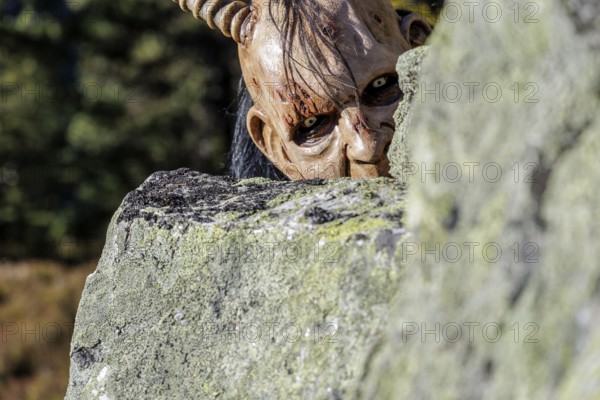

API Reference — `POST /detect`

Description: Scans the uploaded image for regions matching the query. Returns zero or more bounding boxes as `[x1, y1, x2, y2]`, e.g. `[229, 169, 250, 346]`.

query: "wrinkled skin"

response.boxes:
[239, 0, 431, 179]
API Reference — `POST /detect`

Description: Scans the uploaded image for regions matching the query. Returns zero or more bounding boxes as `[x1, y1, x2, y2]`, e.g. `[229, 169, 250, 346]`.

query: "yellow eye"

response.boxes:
[372, 77, 389, 89]
[295, 114, 334, 146]
[302, 116, 319, 129]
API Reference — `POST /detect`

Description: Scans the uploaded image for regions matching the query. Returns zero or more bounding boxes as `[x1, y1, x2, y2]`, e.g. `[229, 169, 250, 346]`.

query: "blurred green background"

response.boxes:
[1, 0, 240, 264]
[0, 0, 239, 398]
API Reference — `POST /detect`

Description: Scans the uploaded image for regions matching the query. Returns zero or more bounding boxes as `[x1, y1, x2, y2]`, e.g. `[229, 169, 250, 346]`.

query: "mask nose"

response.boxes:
[341, 107, 394, 176]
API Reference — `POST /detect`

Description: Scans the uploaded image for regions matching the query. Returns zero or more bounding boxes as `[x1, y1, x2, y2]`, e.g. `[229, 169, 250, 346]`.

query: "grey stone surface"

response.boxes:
[389, 45, 430, 181]
[363, 0, 600, 398]
[66, 170, 406, 399]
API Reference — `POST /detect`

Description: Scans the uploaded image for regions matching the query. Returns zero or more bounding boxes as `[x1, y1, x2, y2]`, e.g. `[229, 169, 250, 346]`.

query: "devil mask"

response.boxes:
[174, 0, 432, 179]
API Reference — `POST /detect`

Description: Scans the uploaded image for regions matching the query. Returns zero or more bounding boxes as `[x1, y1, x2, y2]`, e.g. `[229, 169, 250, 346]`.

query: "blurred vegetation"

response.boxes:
[0, 0, 240, 262]
[0, 261, 95, 400]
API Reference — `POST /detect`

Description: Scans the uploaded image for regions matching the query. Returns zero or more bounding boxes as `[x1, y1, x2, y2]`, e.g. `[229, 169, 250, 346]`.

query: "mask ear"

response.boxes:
[247, 106, 301, 179]
[246, 106, 272, 158]
[400, 13, 433, 48]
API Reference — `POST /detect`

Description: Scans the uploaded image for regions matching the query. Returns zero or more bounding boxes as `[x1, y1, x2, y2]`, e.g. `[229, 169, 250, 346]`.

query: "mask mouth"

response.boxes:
[350, 154, 392, 177]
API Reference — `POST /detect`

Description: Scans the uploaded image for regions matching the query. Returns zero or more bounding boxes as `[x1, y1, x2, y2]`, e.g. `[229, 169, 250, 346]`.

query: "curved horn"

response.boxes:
[174, 0, 252, 43]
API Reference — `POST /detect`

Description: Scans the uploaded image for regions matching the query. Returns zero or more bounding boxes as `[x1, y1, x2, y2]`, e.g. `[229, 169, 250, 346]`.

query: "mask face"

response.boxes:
[239, 0, 431, 179]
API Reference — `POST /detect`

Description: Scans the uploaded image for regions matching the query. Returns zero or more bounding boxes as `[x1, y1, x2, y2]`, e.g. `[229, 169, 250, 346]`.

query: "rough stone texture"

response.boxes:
[361, 0, 600, 399]
[389, 45, 430, 181]
[66, 170, 406, 399]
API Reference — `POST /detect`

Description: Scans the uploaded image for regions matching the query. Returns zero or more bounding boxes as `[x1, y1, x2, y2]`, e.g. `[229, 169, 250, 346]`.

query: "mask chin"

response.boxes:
[400, 13, 433, 48]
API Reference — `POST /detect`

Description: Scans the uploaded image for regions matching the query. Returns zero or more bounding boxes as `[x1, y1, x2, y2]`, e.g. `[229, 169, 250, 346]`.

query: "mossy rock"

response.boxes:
[363, 0, 600, 398]
[66, 170, 406, 399]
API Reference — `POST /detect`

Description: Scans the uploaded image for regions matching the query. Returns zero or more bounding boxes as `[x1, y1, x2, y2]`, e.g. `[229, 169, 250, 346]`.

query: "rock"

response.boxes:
[389, 45, 430, 181]
[363, 0, 600, 399]
[65, 170, 406, 399]
[67, 0, 600, 398]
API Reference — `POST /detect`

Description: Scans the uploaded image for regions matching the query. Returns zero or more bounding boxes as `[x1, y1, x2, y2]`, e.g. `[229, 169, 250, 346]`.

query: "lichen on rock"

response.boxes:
[66, 170, 407, 399]
[66, 0, 600, 398]
[362, 0, 600, 399]
[389, 45, 430, 181]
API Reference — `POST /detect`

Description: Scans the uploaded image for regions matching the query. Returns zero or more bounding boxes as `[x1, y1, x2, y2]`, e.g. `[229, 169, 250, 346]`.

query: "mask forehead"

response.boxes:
[326, 0, 407, 88]
[240, 0, 406, 117]
[321, 0, 404, 48]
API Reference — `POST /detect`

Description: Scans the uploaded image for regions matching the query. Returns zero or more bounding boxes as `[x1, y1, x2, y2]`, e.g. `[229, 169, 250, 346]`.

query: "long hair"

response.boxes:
[226, 1, 357, 179]
[225, 78, 287, 180]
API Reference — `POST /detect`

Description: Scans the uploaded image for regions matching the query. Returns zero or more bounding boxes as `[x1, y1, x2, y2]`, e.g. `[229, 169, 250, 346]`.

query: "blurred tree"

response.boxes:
[0, 0, 240, 262]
